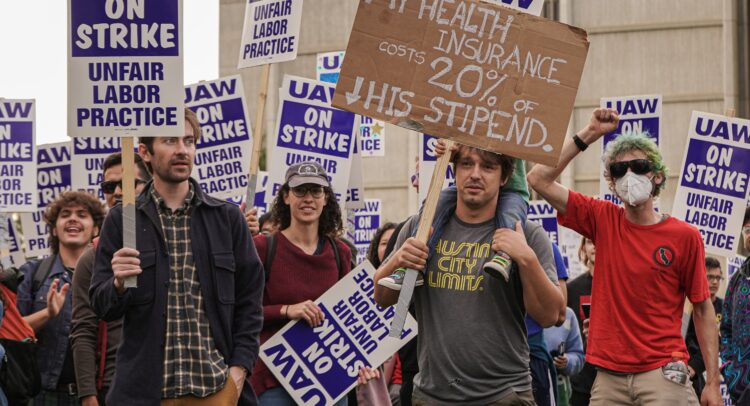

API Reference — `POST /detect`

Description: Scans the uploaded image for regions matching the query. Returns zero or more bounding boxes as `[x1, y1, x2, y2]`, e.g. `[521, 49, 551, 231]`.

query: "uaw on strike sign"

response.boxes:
[261, 262, 417, 406]
[68, 0, 184, 138]
[333, 0, 588, 165]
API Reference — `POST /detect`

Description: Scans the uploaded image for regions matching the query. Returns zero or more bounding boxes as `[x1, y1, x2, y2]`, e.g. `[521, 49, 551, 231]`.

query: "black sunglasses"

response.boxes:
[291, 185, 325, 198]
[609, 159, 653, 179]
[100, 179, 146, 194]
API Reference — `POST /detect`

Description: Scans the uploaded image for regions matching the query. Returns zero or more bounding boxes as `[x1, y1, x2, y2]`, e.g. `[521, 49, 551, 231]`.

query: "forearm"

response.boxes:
[373, 259, 401, 308]
[72, 337, 99, 398]
[24, 308, 51, 332]
[518, 254, 564, 327]
[693, 300, 720, 385]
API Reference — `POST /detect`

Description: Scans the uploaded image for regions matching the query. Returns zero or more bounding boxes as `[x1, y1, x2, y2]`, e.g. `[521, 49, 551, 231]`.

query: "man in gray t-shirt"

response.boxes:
[375, 146, 564, 405]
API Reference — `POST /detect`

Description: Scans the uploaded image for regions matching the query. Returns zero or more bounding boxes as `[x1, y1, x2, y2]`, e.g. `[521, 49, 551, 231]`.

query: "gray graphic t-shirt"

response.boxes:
[392, 216, 557, 405]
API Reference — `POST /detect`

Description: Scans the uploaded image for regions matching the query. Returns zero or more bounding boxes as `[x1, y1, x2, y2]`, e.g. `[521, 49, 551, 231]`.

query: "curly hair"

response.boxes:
[45, 191, 106, 254]
[269, 184, 343, 238]
[366, 222, 397, 268]
[602, 132, 667, 197]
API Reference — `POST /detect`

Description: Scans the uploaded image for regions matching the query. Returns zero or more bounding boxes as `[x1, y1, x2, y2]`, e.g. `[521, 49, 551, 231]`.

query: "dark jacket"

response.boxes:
[90, 179, 264, 405]
[16, 254, 73, 390]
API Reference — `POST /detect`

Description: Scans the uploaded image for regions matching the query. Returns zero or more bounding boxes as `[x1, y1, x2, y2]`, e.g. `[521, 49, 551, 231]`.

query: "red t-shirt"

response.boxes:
[558, 191, 709, 373]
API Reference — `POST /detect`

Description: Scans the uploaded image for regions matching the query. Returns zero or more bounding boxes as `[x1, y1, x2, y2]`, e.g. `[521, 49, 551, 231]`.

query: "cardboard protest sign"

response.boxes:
[68, 0, 184, 138]
[599, 95, 662, 205]
[260, 261, 417, 406]
[418, 134, 455, 203]
[266, 75, 359, 204]
[346, 199, 382, 264]
[186, 76, 253, 200]
[238, 0, 303, 68]
[673, 111, 750, 258]
[333, 0, 589, 166]
[558, 225, 585, 279]
[482, 0, 546, 16]
[0, 99, 37, 212]
[20, 142, 73, 258]
[0, 215, 26, 267]
[71, 137, 123, 201]
[527, 200, 558, 244]
[728, 255, 746, 279]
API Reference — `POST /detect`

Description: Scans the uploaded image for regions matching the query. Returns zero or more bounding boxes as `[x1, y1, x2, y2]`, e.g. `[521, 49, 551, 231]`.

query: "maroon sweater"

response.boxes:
[250, 232, 351, 396]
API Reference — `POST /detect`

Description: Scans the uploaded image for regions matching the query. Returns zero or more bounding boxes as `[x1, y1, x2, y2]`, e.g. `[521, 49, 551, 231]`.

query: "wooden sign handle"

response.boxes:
[245, 64, 272, 211]
[390, 139, 455, 337]
[121, 137, 137, 288]
[725, 109, 736, 118]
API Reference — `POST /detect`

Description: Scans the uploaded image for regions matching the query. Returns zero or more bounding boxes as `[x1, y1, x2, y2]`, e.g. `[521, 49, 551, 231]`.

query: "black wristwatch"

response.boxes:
[572, 134, 588, 151]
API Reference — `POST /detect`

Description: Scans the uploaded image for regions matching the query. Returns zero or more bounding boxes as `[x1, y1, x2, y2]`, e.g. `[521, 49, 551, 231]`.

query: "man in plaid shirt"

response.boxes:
[90, 109, 264, 405]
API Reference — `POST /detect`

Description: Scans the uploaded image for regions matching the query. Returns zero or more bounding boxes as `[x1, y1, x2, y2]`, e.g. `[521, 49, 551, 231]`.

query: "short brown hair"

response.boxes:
[45, 191, 106, 254]
[139, 108, 201, 172]
[450, 145, 515, 185]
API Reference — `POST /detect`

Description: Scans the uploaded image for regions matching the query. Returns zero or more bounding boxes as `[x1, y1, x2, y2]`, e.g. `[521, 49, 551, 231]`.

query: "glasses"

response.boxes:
[609, 159, 653, 179]
[100, 179, 146, 194]
[291, 185, 324, 198]
[707, 275, 724, 282]
[743, 227, 750, 236]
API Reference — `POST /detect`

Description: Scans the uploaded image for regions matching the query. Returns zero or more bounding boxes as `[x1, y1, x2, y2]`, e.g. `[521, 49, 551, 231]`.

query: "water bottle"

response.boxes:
[484, 251, 512, 282]
[662, 352, 689, 386]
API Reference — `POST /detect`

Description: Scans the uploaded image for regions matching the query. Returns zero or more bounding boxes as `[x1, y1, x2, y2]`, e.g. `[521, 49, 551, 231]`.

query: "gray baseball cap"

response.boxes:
[285, 161, 331, 188]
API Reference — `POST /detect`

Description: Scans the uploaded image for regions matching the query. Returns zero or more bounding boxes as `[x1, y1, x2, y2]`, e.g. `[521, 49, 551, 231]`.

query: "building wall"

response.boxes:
[220, 0, 741, 226]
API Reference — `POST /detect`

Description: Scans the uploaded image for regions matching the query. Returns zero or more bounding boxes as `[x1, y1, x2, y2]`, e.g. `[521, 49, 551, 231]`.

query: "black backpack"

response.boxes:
[262, 233, 342, 281]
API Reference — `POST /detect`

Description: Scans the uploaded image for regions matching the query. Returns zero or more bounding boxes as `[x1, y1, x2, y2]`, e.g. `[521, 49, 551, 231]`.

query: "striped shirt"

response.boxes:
[152, 186, 227, 398]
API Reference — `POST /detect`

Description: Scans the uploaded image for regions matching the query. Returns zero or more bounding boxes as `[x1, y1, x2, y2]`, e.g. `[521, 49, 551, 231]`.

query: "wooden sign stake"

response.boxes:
[245, 64, 272, 210]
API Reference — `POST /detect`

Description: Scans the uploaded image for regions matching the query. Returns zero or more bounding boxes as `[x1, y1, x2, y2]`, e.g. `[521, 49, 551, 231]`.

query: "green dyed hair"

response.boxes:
[602, 132, 668, 197]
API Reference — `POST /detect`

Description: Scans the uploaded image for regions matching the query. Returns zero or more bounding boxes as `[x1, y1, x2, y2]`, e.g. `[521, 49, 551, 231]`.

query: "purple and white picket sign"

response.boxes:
[727, 255, 745, 279]
[0, 99, 37, 213]
[266, 75, 359, 205]
[226, 170, 270, 216]
[316, 51, 345, 85]
[186, 75, 254, 200]
[672, 111, 750, 258]
[260, 261, 417, 406]
[71, 137, 125, 202]
[346, 199, 381, 264]
[20, 142, 73, 258]
[418, 134, 455, 203]
[0, 214, 26, 268]
[481, 0, 546, 16]
[68, 0, 184, 138]
[599, 95, 662, 205]
[527, 200, 558, 244]
[238, 0, 303, 69]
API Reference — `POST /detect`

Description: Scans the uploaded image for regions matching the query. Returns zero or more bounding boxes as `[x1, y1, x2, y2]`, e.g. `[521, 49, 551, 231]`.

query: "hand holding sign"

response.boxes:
[391, 237, 429, 273]
[286, 300, 325, 327]
[111, 247, 142, 294]
[239, 203, 260, 235]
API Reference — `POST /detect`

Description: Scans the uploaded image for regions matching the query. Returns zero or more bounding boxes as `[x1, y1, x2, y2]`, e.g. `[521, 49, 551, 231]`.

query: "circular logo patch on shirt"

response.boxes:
[653, 246, 675, 267]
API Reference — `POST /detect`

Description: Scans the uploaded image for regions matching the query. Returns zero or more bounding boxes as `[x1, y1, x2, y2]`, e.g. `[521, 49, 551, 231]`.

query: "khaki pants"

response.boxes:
[160, 380, 239, 406]
[590, 368, 699, 406]
[413, 390, 535, 406]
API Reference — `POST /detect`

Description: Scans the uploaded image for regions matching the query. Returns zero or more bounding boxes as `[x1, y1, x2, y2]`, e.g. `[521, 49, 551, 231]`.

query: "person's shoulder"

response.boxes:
[334, 237, 353, 257]
[522, 220, 547, 244]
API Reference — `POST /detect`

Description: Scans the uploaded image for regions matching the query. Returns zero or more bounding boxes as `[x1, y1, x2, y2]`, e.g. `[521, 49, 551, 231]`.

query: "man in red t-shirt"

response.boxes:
[528, 108, 721, 406]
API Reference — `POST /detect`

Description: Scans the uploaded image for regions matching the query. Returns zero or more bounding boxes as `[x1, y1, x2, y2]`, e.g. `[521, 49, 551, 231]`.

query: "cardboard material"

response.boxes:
[333, 0, 588, 165]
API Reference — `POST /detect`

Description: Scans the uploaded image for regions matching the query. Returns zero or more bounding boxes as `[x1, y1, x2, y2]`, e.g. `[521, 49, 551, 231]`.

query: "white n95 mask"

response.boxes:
[615, 172, 653, 206]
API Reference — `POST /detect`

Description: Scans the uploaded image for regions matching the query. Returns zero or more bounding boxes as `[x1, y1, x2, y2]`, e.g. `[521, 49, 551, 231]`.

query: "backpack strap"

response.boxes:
[263, 233, 278, 281]
[32, 255, 57, 296]
[327, 236, 342, 275]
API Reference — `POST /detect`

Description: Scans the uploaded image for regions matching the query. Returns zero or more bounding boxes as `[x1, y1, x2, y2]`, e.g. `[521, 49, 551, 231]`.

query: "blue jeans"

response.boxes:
[259, 387, 347, 406]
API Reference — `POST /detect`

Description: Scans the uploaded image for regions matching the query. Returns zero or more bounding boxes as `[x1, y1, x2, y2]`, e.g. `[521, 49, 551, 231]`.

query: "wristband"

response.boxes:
[573, 134, 588, 151]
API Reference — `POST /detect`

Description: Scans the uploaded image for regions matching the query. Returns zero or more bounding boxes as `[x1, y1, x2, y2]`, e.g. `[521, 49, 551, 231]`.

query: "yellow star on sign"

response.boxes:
[371, 122, 384, 136]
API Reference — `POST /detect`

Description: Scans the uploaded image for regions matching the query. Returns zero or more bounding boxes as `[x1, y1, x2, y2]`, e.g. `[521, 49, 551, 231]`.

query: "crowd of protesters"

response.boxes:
[0, 106, 747, 406]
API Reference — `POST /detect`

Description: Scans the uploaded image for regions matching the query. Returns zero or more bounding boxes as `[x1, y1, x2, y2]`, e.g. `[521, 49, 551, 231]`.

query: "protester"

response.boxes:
[528, 108, 721, 405]
[258, 212, 279, 235]
[70, 152, 151, 406]
[250, 161, 379, 405]
[16, 191, 105, 405]
[0, 290, 7, 406]
[528, 243, 569, 406]
[720, 206, 750, 404]
[685, 257, 724, 400]
[375, 144, 564, 405]
[544, 307, 585, 406]
[90, 108, 264, 405]
[566, 236, 597, 406]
